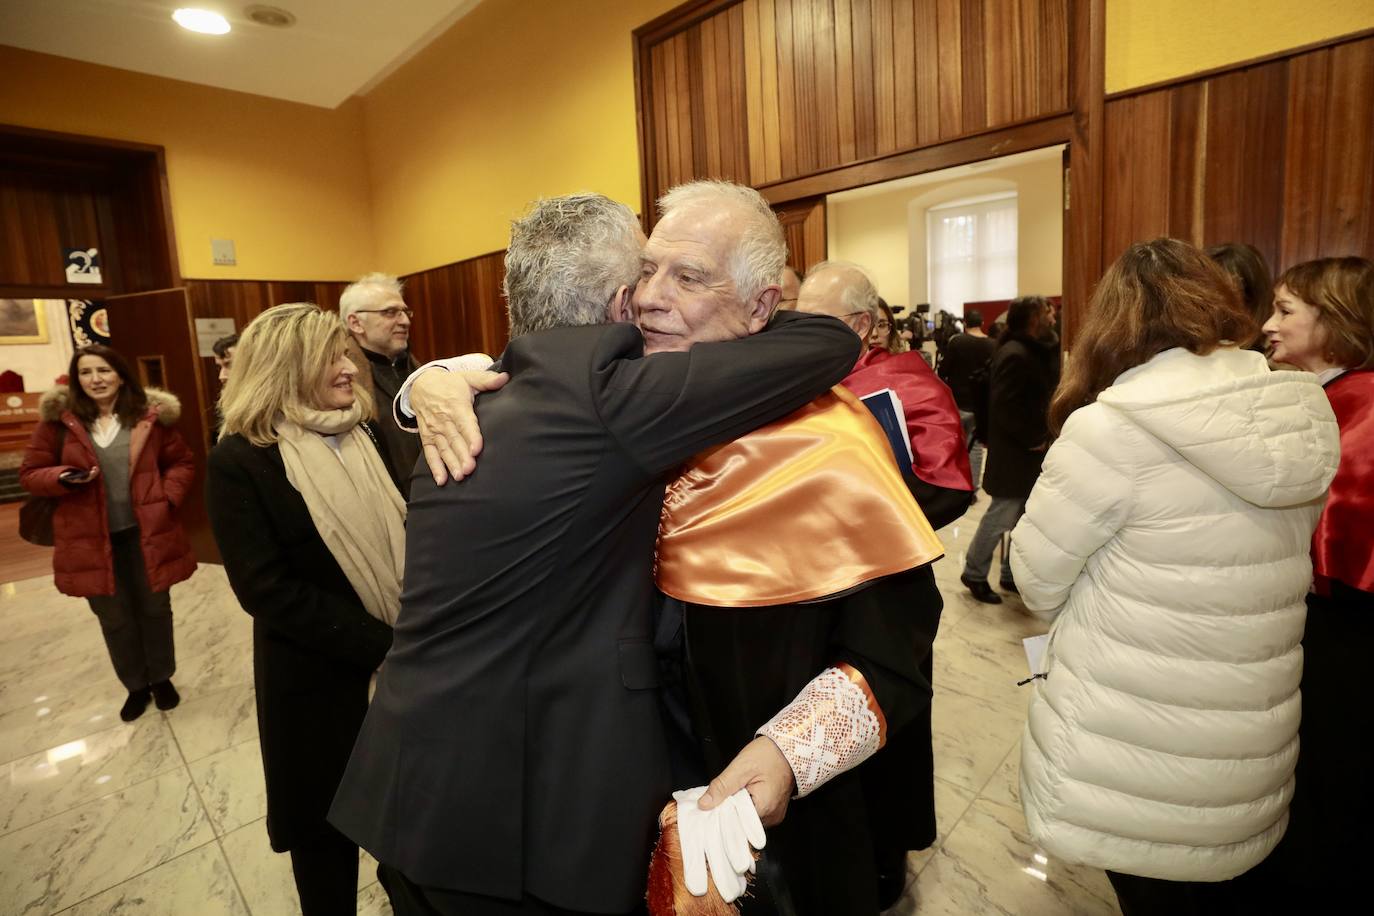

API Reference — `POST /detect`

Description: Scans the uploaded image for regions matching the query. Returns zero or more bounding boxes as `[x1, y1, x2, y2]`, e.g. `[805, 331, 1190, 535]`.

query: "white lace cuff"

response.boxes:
[393, 353, 493, 429]
[757, 664, 886, 798]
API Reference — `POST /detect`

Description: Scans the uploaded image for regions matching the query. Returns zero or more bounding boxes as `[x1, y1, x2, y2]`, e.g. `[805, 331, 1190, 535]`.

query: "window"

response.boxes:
[926, 193, 1018, 316]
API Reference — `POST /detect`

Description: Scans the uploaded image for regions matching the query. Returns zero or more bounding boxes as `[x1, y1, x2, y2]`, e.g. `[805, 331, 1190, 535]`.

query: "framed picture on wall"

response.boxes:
[0, 299, 50, 345]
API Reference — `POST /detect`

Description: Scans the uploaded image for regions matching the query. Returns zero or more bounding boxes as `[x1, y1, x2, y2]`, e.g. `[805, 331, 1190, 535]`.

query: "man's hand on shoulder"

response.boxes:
[411, 367, 509, 485]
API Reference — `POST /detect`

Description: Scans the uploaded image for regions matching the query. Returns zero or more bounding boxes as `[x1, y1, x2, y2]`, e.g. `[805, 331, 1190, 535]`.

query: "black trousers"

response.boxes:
[289, 824, 359, 916]
[86, 527, 175, 692]
[377, 864, 644, 916]
[1106, 871, 1252, 916]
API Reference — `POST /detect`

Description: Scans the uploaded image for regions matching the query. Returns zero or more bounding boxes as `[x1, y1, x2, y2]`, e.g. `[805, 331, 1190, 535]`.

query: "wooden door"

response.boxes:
[103, 287, 218, 563]
[774, 196, 827, 275]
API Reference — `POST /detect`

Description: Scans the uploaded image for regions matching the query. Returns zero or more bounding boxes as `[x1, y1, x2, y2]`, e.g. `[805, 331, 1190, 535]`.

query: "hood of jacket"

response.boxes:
[1097, 347, 1338, 508]
[39, 386, 182, 426]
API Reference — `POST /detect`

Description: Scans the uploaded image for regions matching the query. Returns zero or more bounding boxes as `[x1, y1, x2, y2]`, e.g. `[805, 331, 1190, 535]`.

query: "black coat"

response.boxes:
[327, 312, 859, 913]
[660, 565, 942, 916]
[205, 434, 393, 852]
[982, 334, 1058, 499]
[937, 332, 997, 412]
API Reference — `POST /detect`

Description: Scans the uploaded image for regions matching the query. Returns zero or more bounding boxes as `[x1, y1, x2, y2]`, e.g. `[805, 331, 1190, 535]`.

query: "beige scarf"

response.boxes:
[275, 403, 406, 625]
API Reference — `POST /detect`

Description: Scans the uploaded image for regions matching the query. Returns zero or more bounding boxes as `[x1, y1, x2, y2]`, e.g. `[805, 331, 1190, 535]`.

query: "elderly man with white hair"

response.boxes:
[396, 182, 948, 915]
[339, 272, 420, 495]
[328, 191, 861, 916]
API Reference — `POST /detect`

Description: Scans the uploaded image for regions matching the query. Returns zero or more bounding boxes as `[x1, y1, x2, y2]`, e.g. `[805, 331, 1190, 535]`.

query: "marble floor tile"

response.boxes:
[173, 601, 253, 661]
[0, 676, 129, 764]
[222, 815, 391, 916]
[188, 739, 266, 837]
[901, 799, 1120, 916]
[174, 638, 255, 698]
[904, 777, 978, 877]
[0, 715, 182, 836]
[357, 881, 395, 916]
[932, 614, 1038, 715]
[0, 644, 116, 718]
[166, 684, 258, 763]
[0, 767, 214, 915]
[61, 840, 248, 916]
[982, 741, 1022, 811]
[930, 689, 1024, 796]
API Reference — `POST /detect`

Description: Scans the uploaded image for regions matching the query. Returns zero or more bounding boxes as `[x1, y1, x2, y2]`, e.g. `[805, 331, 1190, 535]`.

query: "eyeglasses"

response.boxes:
[354, 307, 414, 320]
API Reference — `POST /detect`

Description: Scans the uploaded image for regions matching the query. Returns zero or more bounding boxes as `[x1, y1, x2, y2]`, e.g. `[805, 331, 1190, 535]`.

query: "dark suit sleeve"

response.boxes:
[990, 348, 1049, 451]
[206, 443, 392, 671]
[594, 311, 861, 477]
[906, 473, 973, 531]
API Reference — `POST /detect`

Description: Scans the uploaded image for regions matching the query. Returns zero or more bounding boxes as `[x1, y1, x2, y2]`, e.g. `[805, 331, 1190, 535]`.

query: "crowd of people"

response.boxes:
[18, 176, 1373, 916]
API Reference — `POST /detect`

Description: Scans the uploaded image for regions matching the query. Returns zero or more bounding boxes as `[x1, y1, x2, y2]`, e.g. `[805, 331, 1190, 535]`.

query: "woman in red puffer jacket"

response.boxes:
[20, 345, 196, 722]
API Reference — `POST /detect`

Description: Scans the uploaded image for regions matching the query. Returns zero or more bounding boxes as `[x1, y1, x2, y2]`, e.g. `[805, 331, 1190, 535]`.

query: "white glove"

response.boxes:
[672, 786, 767, 903]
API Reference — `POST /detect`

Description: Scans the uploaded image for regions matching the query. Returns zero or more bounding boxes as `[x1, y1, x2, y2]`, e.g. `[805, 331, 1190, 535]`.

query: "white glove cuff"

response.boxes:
[757, 663, 887, 798]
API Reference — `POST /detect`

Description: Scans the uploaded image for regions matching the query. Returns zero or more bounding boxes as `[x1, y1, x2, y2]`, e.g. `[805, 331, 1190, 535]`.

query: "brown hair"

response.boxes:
[1206, 243, 1273, 345]
[1274, 257, 1374, 371]
[66, 345, 147, 427]
[1048, 238, 1255, 435]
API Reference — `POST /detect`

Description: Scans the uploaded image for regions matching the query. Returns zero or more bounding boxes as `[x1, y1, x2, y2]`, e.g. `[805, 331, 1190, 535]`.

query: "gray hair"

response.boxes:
[658, 180, 785, 304]
[503, 193, 642, 338]
[806, 260, 881, 324]
[339, 272, 404, 322]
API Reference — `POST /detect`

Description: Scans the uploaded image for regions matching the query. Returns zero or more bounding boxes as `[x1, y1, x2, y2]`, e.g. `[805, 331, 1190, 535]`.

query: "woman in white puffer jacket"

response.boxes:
[1010, 239, 1340, 915]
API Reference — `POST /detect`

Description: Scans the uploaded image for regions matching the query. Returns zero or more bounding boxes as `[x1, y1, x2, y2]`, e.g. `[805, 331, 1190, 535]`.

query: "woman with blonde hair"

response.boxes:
[207, 302, 403, 915]
[1009, 239, 1340, 914]
[1260, 256, 1374, 902]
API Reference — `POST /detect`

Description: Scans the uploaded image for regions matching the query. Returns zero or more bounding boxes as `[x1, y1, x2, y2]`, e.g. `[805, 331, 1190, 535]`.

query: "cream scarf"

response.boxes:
[275, 403, 406, 625]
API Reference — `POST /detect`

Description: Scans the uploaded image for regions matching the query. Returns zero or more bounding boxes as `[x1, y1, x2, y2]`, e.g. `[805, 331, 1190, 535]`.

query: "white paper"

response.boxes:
[1023, 634, 1050, 676]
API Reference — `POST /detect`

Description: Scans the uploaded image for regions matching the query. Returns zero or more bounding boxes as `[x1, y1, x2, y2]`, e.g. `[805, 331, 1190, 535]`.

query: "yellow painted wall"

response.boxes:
[827, 156, 1063, 311]
[0, 46, 374, 280]
[360, 0, 680, 276]
[1107, 0, 1374, 92]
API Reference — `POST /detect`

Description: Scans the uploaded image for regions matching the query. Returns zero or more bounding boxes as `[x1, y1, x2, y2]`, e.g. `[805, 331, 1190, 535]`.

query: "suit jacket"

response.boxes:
[982, 334, 1058, 499]
[206, 435, 393, 852]
[328, 311, 859, 912]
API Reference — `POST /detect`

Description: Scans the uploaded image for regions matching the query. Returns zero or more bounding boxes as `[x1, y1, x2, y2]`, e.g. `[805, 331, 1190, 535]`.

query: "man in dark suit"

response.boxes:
[328, 191, 858, 915]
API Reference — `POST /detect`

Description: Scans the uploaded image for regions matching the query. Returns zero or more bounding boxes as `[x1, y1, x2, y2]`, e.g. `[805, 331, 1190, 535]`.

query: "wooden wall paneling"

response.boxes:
[1164, 80, 1206, 244]
[833, 0, 859, 163]
[1201, 62, 1288, 266]
[982, 0, 1016, 126]
[1064, 0, 1105, 348]
[1280, 48, 1330, 267]
[871, 0, 898, 155]
[1039, 0, 1070, 114]
[934, 0, 963, 139]
[690, 25, 715, 177]
[701, 13, 723, 177]
[757, 0, 783, 183]
[892, 0, 918, 151]
[809, 0, 841, 172]
[743, 0, 768, 183]
[774, 0, 800, 177]
[958, 0, 987, 134]
[914, 0, 941, 146]
[727, 4, 751, 183]
[849, 0, 878, 162]
[674, 33, 695, 185]
[650, 43, 670, 207]
[1101, 92, 1171, 263]
[663, 38, 682, 187]
[775, 196, 827, 273]
[788, 0, 819, 176]
[1320, 39, 1374, 257]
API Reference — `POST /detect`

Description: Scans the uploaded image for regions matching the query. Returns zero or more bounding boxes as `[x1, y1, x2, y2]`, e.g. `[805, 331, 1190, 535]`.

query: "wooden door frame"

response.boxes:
[632, 0, 1105, 348]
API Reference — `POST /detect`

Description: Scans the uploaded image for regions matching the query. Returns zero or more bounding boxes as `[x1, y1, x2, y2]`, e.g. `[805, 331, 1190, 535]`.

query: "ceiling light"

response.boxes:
[173, 8, 232, 35]
[245, 4, 296, 28]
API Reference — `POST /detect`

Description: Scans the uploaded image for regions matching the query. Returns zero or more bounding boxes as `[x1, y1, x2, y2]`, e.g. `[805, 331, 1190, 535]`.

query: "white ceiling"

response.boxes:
[0, 0, 484, 108]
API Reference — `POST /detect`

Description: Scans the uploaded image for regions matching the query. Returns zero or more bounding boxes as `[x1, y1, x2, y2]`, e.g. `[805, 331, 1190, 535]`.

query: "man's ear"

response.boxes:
[344, 312, 365, 336]
[607, 285, 634, 324]
[854, 313, 874, 341]
[747, 285, 781, 333]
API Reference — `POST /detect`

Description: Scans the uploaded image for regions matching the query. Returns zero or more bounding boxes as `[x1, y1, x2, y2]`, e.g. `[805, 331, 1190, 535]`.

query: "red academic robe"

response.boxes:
[1314, 369, 1374, 595]
[841, 347, 973, 492]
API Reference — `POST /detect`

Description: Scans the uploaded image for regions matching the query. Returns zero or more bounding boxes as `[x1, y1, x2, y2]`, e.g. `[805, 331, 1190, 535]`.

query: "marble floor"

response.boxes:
[0, 496, 1120, 915]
